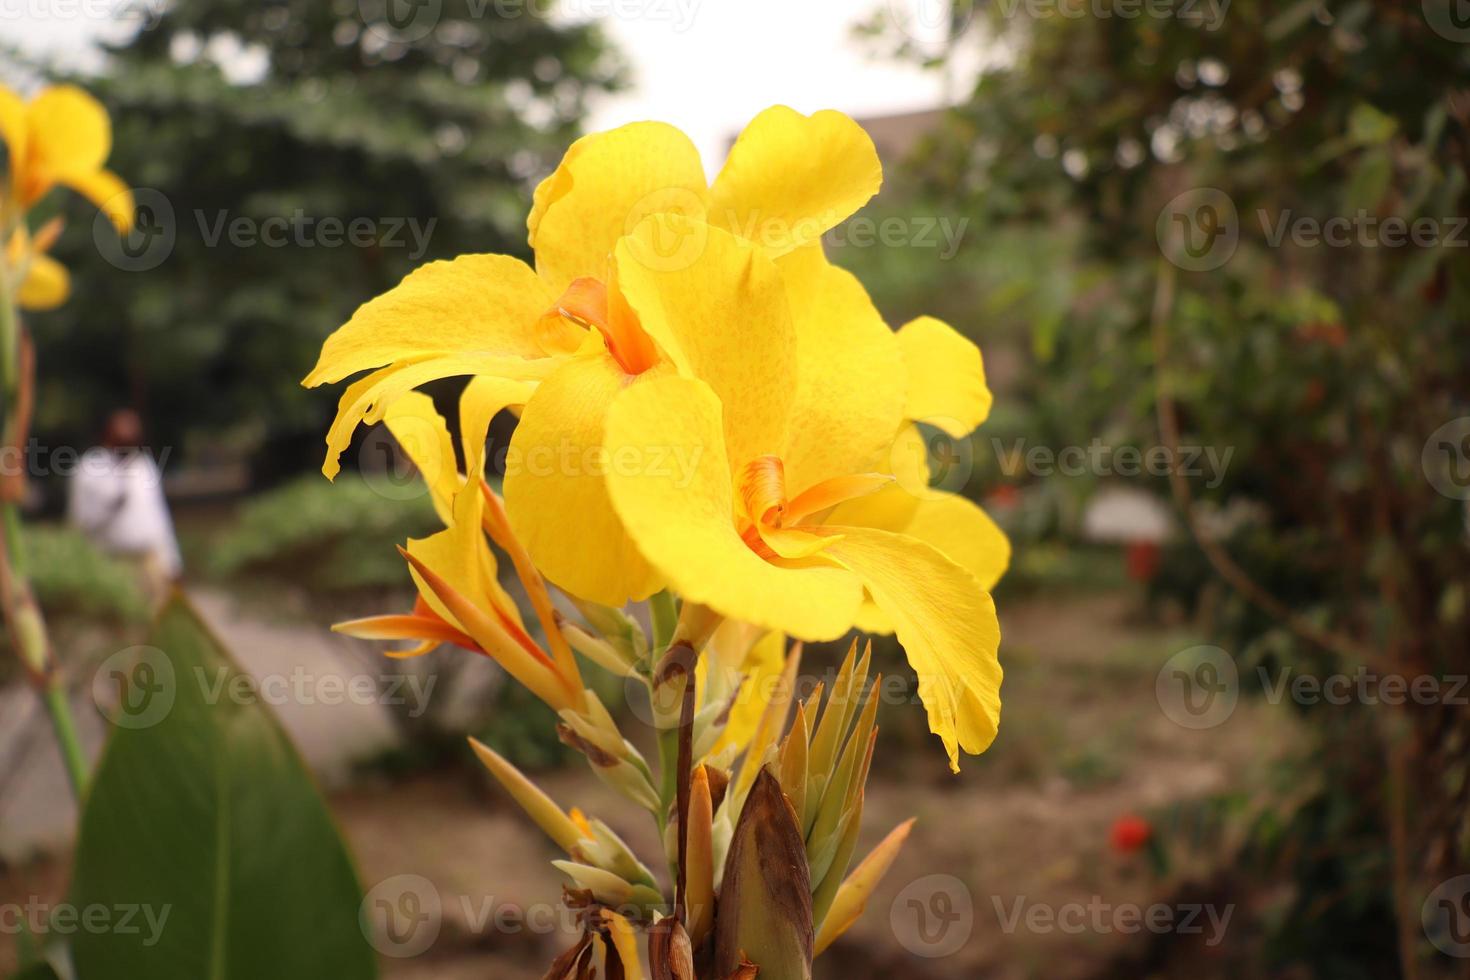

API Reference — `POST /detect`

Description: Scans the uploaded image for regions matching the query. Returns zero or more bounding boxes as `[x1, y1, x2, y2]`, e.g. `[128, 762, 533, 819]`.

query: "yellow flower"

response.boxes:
[306, 106, 992, 606]
[305, 107, 1010, 768]
[0, 84, 133, 233]
[5, 218, 69, 311]
[593, 227, 1005, 772]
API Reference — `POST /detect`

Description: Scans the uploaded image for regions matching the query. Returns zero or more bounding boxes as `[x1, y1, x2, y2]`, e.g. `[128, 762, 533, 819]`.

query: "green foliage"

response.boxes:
[21, 0, 623, 479]
[207, 473, 438, 591]
[21, 525, 150, 624]
[70, 597, 375, 978]
[866, 1, 1470, 971]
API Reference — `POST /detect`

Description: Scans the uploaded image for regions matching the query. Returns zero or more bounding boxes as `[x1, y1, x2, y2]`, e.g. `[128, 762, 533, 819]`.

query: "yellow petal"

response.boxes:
[604, 374, 862, 640]
[17, 252, 70, 311]
[832, 488, 1010, 593]
[402, 454, 527, 633]
[897, 316, 992, 436]
[319, 353, 552, 480]
[0, 85, 28, 193]
[711, 628, 786, 756]
[404, 489, 488, 628]
[503, 336, 664, 606]
[779, 244, 905, 493]
[708, 105, 882, 256]
[59, 168, 133, 234]
[402, 527, 564, 709]
[302, 253, 563, 388]
[815, 525, 1002, 771]
[23, 85, 111, 200]
[530, 121, 708, 295]
[459, 375, 535, 482]
[383, 391, 459, 523]
[615, 214, 796, 471]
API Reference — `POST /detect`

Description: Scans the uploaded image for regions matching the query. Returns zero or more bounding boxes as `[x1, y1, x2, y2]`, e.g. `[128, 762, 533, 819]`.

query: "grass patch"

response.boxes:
[207, 475, 439, 593]
[22, 525, 151, 624]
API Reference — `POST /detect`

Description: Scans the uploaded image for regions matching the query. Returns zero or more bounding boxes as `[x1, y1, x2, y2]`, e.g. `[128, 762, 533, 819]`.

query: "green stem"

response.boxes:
[649, 590, 678, 652]
[43, 679, 88, 799]
[0, 250, 86, 799]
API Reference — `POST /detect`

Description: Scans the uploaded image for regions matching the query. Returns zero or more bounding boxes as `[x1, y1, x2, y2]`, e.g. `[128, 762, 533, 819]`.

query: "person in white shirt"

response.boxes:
[67, 410, 181, 602]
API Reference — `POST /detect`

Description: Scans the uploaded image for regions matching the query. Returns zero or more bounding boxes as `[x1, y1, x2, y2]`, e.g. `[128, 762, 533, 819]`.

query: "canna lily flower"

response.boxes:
[304, 105, 923, 606]
[593, 230, 1005, 771]
[0, 84, 133, 233]
[309, 107, 1011, 766]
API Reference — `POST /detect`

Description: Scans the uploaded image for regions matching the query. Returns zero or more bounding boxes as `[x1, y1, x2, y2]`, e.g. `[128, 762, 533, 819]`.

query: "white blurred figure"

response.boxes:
[68, 409, 180, 604]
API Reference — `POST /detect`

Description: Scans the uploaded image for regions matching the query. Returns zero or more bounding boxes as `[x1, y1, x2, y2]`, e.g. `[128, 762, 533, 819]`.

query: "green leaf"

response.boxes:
[1341, 147, 1392, 213]
[9, 963, 59, 980]
[70, 596, 377, 980]
[1347, 103, 1397, 146]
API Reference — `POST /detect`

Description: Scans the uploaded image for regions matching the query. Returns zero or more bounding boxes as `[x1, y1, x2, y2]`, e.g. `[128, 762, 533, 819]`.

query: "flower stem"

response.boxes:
[649, 590, 678, 652]
[43, 677, 88, 798]
[0, 255, 87, 800]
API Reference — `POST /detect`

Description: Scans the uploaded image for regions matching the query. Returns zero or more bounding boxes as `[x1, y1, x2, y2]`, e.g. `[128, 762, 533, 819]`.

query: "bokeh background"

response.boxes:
[3, 1, 1469, 977]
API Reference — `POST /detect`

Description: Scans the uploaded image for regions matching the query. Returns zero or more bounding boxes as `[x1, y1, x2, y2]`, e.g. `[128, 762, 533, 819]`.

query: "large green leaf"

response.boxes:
[70, 596, 377, 979]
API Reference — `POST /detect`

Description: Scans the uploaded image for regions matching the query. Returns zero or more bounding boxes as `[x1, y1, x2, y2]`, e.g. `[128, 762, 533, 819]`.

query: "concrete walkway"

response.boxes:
[0, 588, 405, 861]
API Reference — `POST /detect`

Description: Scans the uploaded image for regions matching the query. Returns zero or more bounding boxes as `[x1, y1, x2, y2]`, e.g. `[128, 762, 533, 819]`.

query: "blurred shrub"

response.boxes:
[23, 525, 151, 624]
[861, 1, 1470, 973]
[20, 0, 624, 482]
[208, 475, 438, 591]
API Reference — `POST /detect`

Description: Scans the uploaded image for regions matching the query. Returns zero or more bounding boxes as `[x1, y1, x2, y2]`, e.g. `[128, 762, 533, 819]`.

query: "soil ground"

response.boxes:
[0, 589, 1298, 978]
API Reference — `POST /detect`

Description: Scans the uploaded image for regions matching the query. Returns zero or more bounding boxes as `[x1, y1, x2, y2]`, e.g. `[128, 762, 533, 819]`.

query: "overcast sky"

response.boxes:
[5, 0, 967, 170]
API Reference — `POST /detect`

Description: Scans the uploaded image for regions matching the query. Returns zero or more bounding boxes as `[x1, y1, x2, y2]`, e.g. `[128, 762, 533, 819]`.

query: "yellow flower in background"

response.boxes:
[0, 84, 133, 233]
[0, 84, 133, 312]
[6, 218, 68, 310]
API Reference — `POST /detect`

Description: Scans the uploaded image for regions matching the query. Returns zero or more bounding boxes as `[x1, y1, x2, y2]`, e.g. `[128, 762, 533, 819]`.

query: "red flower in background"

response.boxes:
[1109, 814, 1153, 855]
[988, 484, 1020, 509]
[1125, 540, 1161, 583]
[1296, 320, 1347, 347]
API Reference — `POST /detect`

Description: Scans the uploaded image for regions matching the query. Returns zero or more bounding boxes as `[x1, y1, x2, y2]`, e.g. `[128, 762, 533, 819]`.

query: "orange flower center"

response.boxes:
[736, 455, 893, 560]
[544, 276, 659, 375]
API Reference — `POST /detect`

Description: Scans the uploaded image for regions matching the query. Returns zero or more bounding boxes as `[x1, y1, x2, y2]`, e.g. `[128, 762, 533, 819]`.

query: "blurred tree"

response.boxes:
[23, 0, 623, 481]
[860, 1, 1470, 976]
